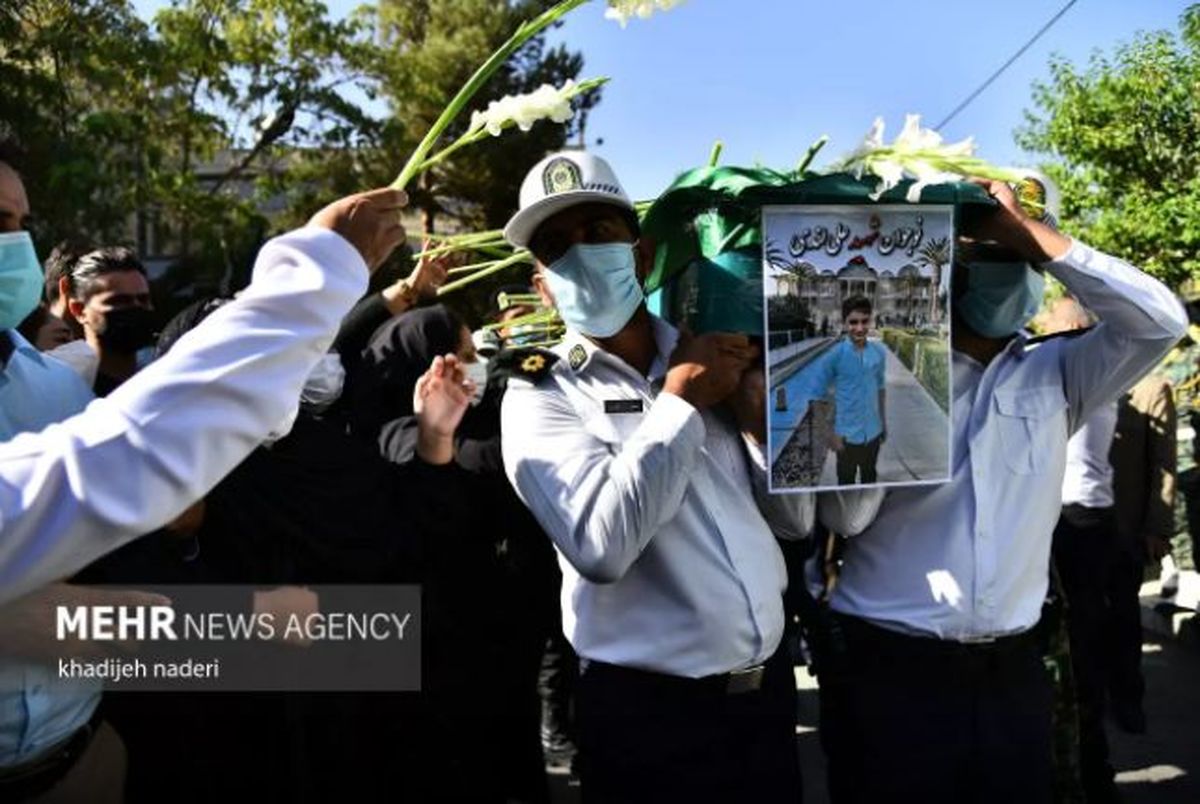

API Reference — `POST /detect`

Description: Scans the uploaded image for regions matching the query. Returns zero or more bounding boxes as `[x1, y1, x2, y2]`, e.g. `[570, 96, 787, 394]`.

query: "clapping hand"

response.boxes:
[383, 240, 454, 314]
[409, 240, 454, 300]
[413, 354, 475, 464]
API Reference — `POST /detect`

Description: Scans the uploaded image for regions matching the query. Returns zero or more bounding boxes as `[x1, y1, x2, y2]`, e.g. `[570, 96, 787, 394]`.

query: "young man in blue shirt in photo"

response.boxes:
[810, 295, 887, 485]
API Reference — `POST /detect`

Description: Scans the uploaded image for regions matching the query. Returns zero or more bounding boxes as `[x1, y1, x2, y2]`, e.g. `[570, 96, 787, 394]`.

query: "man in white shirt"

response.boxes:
[1055, 407, 1121, 804]
[500, 151, 814, 803]
[1046, 295, 1124, 804]
[0, 186, 409, 605]
[817, 181, 1187, 803]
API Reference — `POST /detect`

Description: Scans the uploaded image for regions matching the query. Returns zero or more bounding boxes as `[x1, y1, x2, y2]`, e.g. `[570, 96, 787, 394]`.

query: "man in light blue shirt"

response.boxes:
[0, 177, 408, 801]
[0, 148, 108, 799]
[808, 295, 887, 484]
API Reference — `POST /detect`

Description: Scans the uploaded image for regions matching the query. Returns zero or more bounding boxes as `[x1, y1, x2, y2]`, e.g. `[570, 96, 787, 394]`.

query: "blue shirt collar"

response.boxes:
[0, 329, 44, 371]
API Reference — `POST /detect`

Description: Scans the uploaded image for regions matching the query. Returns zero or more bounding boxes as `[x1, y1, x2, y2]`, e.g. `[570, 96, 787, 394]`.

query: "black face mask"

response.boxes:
[96, 305, 157, 354]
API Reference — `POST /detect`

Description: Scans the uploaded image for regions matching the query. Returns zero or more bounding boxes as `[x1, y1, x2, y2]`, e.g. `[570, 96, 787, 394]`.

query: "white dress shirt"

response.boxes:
[1061, 401, 1118, 508]
[831, 240, 1186, 641]
[0, 227, 367, 605]
[501, 315, 813, 678]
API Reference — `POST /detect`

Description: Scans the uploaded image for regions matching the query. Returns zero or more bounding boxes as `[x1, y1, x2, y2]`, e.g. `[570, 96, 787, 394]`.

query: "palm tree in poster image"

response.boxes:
[915, 237, 950, 325]
[765, 239, 818, 295]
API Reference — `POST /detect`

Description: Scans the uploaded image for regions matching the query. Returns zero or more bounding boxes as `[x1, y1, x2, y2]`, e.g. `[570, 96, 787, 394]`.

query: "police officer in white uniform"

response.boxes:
[817, 179, 1187, 803]
[500, 151, 826, 803]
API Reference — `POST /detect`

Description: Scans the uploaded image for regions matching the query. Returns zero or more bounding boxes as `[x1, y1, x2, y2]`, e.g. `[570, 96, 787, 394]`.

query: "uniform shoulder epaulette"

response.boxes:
[490, 347, 559, 385]
[1023, 325, 1094, 348]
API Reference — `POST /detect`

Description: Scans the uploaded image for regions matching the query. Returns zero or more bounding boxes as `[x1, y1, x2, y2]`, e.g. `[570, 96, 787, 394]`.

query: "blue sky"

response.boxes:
[132, 0, 1192, 199]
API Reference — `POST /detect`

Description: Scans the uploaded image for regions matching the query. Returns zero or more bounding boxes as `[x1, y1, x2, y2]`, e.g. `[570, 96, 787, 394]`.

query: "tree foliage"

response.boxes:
[0, 0, 597, 308]
[1019, 4, 1200, 287]
[0, 0, 157, 242]
[365, 0, 599, 232]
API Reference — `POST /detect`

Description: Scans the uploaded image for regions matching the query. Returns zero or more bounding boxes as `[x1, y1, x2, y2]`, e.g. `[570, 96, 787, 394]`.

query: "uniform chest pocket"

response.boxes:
[582, 403, 648, 450]
[993, 385, 1068, 475]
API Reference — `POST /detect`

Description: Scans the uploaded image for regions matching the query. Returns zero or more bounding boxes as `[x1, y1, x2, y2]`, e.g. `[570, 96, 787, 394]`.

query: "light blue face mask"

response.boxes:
[463, 358, 488, 406]
[0, 231, 43, 331]
[543, 242, 644, 338]
[958, 261, 1045, 338]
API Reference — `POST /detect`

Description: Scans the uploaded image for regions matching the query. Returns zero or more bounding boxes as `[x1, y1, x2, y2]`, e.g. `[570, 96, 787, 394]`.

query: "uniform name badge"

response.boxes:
[604, 399, 643, 414]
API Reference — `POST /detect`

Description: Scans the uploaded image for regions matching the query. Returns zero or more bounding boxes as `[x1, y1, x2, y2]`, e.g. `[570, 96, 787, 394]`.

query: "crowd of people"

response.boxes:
[0, 138, 1193, 804]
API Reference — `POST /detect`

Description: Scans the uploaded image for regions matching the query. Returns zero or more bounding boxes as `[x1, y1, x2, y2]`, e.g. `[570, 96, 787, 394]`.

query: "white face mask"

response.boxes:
[299, 352, 346, 413]
[463, 358, 488, 406]
[47, 339, 99, 387]
[471, 328, 500, 360]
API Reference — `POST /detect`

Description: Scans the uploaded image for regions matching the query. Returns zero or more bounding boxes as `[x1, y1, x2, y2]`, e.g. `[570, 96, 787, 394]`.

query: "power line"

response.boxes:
[934, 0, 1079, 132]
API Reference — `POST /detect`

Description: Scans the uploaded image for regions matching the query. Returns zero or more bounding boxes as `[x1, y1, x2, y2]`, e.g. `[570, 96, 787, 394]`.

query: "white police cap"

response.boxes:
[503, 150, 634, 248]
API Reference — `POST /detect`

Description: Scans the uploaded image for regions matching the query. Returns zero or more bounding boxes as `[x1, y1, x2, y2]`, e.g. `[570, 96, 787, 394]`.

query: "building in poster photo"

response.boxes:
[763, 205, 954, 492]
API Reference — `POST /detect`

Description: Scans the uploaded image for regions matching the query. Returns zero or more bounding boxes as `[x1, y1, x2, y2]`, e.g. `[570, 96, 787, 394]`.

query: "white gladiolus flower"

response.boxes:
[835, 114, 999, 199]
[604, 0, 687, 27]
[869, 160, 906, 193]
[469, 80, 578, 137]
[845, 117, 886, 179]
[860, 117, 886, 151]
[893, 113, 943, 152]
[938, 134, 976, 158]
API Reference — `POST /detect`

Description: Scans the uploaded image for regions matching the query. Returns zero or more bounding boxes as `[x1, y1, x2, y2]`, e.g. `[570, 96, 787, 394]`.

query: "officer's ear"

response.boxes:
[531, 266, 555, 309]
[635, 237, 656, 285]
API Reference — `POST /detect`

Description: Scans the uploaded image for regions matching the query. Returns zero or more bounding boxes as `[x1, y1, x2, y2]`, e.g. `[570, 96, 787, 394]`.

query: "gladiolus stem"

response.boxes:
[391, 0, 593, 190]
[708, 140, 723, 167]
[437, 252, 534, 295]
[795, 135, 828, 175]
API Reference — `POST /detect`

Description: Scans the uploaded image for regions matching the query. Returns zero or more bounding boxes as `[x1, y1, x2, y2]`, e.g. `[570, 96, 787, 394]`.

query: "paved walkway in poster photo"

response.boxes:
[769, 337, 949, 488]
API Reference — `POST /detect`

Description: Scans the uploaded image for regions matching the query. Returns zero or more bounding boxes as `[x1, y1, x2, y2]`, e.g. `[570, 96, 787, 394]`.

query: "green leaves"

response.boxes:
[389, 0, 591, 190]
[1020, 4, 1200, 286]
[0, 0, 381, 266]
[0, 0, 598, 323]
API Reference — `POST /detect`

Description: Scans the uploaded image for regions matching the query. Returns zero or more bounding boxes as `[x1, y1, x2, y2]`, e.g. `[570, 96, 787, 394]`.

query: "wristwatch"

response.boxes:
[394, 277, 419, 308]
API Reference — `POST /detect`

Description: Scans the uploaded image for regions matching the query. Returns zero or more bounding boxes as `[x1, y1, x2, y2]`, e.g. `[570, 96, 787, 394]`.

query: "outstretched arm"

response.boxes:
[969, 178, 1187, 430]
[0, 189, 407, 605]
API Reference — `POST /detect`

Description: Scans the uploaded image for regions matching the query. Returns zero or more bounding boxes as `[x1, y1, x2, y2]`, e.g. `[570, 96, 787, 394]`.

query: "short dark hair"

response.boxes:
[68, 247, 147, 303]
[842, 295, 872, 319]
[44, 239, 92, 304]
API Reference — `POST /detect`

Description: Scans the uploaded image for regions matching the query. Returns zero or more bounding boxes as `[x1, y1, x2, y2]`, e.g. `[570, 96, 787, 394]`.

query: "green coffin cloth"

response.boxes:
[641, 167, 997, 334]
[660, 248, 763, 336]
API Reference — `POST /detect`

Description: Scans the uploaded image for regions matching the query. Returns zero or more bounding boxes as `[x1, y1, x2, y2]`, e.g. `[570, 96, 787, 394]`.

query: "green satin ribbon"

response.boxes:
[641, 166, 997, 334]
